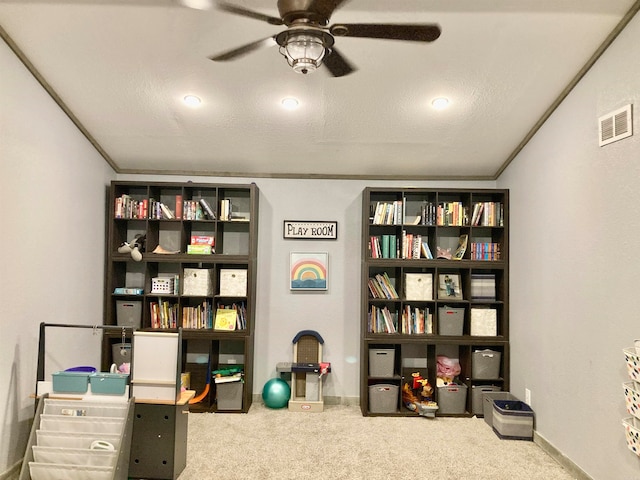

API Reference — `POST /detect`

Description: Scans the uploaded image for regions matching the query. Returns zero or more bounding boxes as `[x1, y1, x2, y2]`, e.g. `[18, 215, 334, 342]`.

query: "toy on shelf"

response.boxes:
[402, 371, 438, 418]
[276, 330, 331, 412]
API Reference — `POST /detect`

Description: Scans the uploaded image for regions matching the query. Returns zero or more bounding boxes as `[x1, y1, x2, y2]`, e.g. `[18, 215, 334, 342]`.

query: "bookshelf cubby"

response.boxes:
[361, 187, 509, 417]
[104, 181, 258, 413]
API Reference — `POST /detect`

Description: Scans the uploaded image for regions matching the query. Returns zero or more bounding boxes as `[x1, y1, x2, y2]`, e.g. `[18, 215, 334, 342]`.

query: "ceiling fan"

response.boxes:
[203, 0, 441, 77]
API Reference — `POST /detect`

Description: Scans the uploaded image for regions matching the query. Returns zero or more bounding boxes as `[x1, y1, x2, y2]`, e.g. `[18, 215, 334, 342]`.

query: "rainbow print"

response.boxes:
[290, 253, 328, 290]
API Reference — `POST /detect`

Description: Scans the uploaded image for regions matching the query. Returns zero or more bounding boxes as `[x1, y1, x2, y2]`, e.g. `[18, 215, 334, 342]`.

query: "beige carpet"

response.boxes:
[179, 403, 577, 480]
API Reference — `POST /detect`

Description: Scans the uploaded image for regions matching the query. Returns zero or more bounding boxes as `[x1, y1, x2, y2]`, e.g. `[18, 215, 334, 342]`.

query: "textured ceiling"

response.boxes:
[1, 0, 638, 179]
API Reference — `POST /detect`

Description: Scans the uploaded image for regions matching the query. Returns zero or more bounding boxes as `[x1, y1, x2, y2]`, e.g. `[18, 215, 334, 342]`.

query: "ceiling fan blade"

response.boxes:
[312, 0, 351, 20]
[217, 2, 283, 25]
[323, 46, 356, 77]
[330, 23, 441, 42]
[209, 36, 276, 62]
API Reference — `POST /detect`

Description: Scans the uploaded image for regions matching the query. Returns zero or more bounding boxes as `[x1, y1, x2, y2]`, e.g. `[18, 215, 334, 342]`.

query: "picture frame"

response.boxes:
[290, 252, 328, 291]
[437, 273, 463, 300]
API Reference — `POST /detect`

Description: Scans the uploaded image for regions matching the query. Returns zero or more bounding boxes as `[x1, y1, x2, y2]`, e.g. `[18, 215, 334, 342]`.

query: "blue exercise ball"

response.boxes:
[262, 378, 290, 409]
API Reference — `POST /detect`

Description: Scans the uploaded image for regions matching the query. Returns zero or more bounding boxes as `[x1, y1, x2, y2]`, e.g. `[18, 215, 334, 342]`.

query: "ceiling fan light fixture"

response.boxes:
[281, 97, 300, 110]
[431, 97, 450, 110]
[183, 95, 202, 107]
[276, 28, 334, 75]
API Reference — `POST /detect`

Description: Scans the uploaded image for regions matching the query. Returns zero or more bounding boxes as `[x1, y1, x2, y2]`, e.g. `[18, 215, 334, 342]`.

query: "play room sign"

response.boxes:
[283, 221, 338, 240]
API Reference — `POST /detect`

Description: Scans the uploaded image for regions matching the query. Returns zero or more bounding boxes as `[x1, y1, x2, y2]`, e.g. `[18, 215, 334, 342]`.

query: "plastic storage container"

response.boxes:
[492, 400, 534, 440]
[471, 385, 501, 416]
[216, 381, 243, 410]
[89, 373, 128, 395]
[52, 372, 90, 394]
[369, 349, 395, 377]
[472, 349, 502, 379]
[437, 384, 468, 414]
[368, 384, 399, 413]
[438, 307, 464, 335]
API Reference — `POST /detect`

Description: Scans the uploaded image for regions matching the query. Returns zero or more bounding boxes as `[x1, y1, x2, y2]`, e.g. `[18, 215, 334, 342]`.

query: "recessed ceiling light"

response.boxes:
[431, 97, 450, 110]
[281, 97, 299, 110]
[183, 95, 202, 107]
[178, 0, 213, 10]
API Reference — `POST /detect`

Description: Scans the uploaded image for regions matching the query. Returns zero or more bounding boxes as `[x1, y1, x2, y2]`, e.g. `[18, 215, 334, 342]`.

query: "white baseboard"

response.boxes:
[533, 431, 592, 480]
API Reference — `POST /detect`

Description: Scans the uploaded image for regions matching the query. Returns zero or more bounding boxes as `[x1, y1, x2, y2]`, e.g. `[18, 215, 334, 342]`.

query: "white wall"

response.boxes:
[498, 13, 640, 480]
[0, 41, 115, 474]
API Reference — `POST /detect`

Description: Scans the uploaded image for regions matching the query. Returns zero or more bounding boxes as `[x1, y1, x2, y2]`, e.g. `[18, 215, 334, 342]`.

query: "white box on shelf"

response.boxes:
[151, 277, 174, 294]
[470, 308, 497, 336]
[404, 273, 433, 301]
[183, 268, 213, 296]
[219, 269, 248, 297]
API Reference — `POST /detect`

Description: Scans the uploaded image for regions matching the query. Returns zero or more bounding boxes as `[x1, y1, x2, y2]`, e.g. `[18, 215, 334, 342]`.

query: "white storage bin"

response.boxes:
[35, 431, 121, 450]
[29, 462, 113, 480]
[39, 415, 124, 434]
[32, 446, 117, 467]
[43, 399, 127, 418]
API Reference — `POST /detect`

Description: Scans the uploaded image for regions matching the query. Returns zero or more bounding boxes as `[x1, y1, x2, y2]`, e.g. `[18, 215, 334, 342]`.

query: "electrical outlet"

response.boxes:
[525, 388, 531, 405]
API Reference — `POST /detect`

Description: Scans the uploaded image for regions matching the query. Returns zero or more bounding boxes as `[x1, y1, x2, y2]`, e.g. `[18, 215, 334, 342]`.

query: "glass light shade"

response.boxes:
[279, 32, 327, 74]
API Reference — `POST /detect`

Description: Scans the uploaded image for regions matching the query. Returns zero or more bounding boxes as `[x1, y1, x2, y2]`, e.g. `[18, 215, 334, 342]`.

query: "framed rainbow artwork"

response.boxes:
[290, 252, 328, 291]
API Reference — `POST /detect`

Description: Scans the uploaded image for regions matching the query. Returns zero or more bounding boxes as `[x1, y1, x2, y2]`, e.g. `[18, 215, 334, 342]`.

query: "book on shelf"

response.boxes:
[470, 242, 501, 261]
[400, 305, 433, 335]
[214, 308, 237, 331]
[214, 372, 243, 384]
[420, 241, 434, 259]
[182, 301, 213, 329]
[159, 203, 175, 219]
[150, 298, 178, 329]
[175, 195, 183, 219]
[113, 287, 144, 295]
[368, 272, 399, 299]
[452, 234, 468, 261]
[199, 198, 216, 220]
[368, 305, 397, 334]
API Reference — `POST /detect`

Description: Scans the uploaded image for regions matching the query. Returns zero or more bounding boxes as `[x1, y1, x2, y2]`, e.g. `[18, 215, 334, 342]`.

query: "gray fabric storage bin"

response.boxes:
[483, 391, 517, 427]
[437, 384, 468, 414]
[472, 349, 501, 379]
[216, 381, 243, 410]
[368, 384, 399, 413]
[471, 385, 501, 415]
[116, 300, 142, 328]
[438, 307, 464, 335]
[369, 349, 395, 377]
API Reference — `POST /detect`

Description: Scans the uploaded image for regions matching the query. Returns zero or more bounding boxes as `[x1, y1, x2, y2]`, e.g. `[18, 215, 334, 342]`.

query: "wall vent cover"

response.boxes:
[599, 104, 633, 146]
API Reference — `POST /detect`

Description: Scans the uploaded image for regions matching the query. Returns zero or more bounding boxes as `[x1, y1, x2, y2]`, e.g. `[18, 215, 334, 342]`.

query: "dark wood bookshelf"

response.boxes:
[361, 187, 509, 417]
[104, 181, 258, 413]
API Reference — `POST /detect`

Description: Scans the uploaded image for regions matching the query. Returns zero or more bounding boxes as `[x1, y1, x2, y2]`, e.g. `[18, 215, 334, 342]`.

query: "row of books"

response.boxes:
[369, 233, 434, 259]
[368, 272, 400, 299]
[150, 299, 179, 329]
[400, 305, 434, 335]
[150, 299, 247, 330]
[368, 305, 398, 333]
[470, 242, 501, 261]
[114, 194, 245, 221]
[182, 301, 213, 329]
[368, 199, 504, 227]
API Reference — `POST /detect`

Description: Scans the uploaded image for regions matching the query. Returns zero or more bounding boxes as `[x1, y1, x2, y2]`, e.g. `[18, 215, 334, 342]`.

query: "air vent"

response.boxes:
[599, 104, 633, 146]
